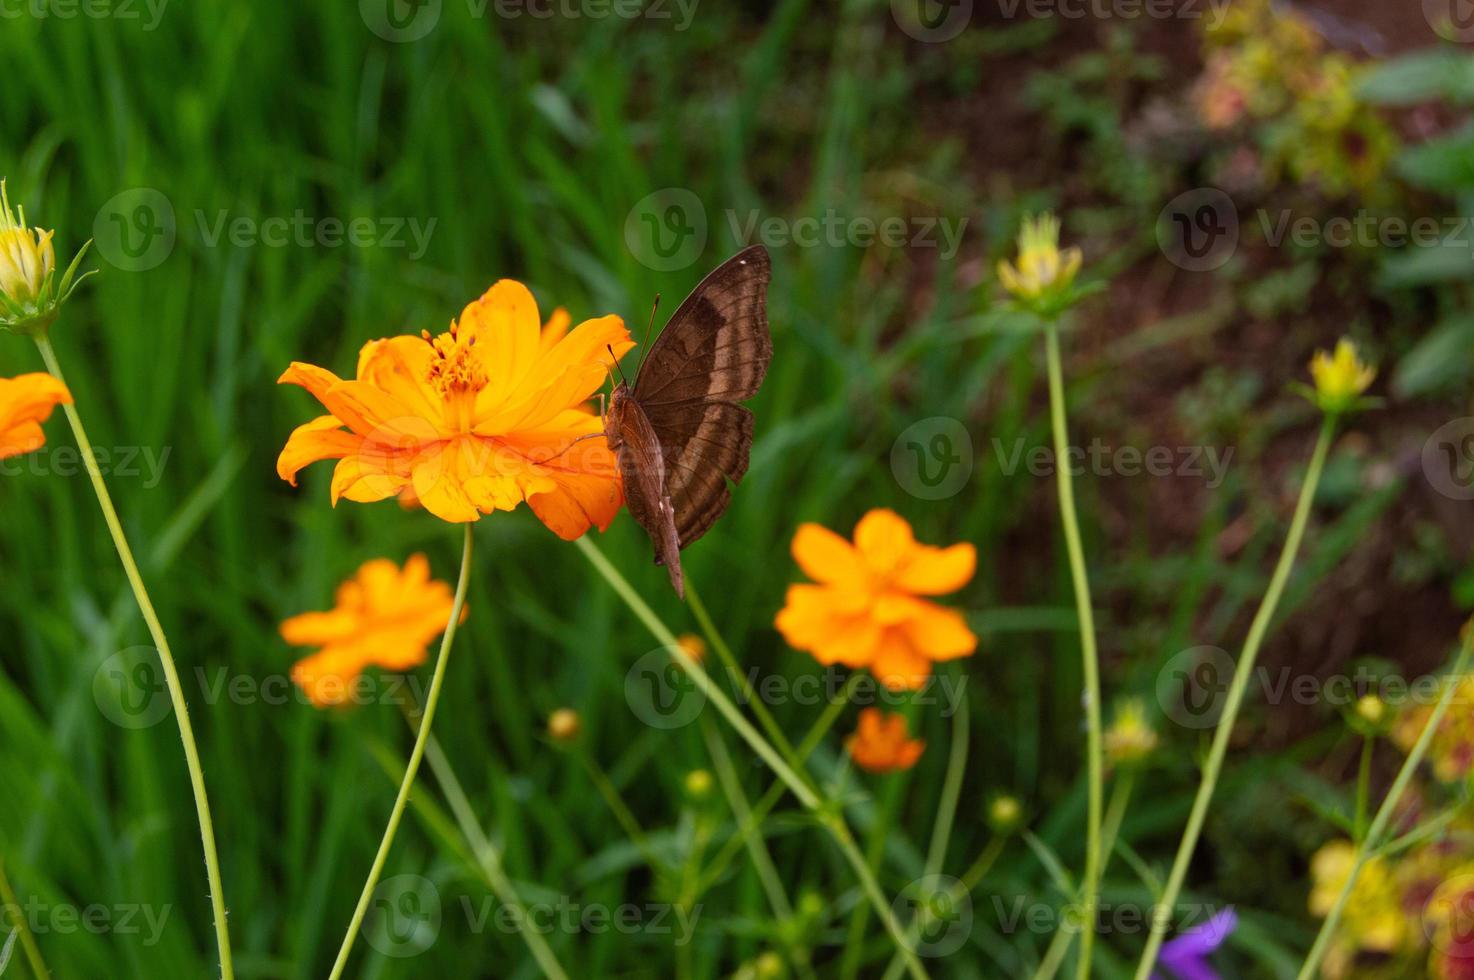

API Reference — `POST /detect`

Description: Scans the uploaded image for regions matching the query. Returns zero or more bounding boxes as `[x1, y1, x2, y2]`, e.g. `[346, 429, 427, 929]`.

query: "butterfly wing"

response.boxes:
[633, 245, 772, 549]
[606, 385, 685, 597]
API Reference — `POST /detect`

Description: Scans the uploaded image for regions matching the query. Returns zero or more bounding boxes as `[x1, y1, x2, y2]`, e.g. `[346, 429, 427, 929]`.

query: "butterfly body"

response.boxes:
[605, 245, 773, 598]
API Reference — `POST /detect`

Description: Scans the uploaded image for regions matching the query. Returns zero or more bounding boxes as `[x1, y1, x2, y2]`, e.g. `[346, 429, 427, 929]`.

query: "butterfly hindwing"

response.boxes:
[634, 245, 772, 551]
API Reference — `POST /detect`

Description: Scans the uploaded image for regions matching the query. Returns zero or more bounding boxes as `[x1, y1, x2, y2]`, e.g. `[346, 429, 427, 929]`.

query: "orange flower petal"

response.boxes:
[901, 603, 977, 661]
[461, 280, 542, 406]
[854, 508, 918, 575]
[791, 523, 862, 585]
[0, 373, 70, 460]
[894, 542, 976, 596]
[278, 416, 360, 486]
[870, 637, 934, 690]
[357, 336, 441, 419]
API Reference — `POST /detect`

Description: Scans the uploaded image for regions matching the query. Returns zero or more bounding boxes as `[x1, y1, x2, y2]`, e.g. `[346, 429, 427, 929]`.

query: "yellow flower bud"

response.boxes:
[988, 795, 1023, 834]
[684, 768, 713, 800]
[547, 707, 581, 743]
[1104, 698, 1160, 767]
[1307, 338, 1376, 415]
[997, 213, 1084, 314]
[0, 179, 93, 336]
[676, 633, 706, 665]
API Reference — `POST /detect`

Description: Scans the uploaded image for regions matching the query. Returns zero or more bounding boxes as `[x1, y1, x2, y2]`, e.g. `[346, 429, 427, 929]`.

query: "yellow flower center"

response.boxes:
[423, 324, 487, 430]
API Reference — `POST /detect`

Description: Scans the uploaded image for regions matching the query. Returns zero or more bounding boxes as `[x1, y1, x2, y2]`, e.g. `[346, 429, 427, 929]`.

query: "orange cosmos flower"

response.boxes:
[775, 509, 977, 689]
[0, 372, 70, 458]
[282, 554, 464, 708]
[847, 708, 925, 773]
[277, 282, 635, 536]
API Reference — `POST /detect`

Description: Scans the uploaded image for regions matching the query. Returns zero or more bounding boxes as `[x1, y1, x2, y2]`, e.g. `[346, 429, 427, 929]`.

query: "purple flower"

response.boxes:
[1154, 908, 1238, 980]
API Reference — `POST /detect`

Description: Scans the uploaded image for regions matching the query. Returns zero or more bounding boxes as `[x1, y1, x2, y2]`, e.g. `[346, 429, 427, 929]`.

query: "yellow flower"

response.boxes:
[1309, 839, 1410, 972]
[1104, 698, 1158, 767]
[281, 555, 464, 707]
[997, 213, 1083, 309]
[0, 373, 71, 459]
[0, 180, 91, 336]
[1307, 338, 1376, 414]
[277, 280, 635, 535]
[1393, 671, 1474, 783]
[676, 633, 707, 665]
[846, 708, 924, 773]
[988, 795, 1023, 834]
[775, 509, 977, 689]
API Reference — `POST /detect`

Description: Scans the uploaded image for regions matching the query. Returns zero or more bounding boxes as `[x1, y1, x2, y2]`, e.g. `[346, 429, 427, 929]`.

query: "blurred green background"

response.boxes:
[2, 0, 1473, 977]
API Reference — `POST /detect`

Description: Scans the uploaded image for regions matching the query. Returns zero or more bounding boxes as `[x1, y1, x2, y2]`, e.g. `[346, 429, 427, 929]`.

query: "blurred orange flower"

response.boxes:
[775, 509, 977, 689]
[277, 281, 634, 536]
[282, 555, 464, 707]
[0, 372, 70, 458]
[847, 708, 924, 773]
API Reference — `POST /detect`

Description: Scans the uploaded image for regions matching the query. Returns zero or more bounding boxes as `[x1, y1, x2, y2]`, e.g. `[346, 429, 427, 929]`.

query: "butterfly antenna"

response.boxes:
[607, 344, 628, 386]
[635, 294, 660, 375]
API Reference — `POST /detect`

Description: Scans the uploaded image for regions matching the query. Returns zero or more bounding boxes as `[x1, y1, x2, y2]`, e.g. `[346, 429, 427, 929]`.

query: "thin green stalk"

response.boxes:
[1031, 774, 1135, 980]
[34, 335, 234, 980]
[878, 699, 971, 980]
[576, 537, 931, 980]
[1134, 417, 1336, 980]
[1297, 627, 1474, 980]
[327, 524, 473, 980]
[1354, 735, 1373, 842]
[419, 729, 570, 980]
[686, 580, 806, 789]
[700, 718, 794, 921]
[579, 749, 670, 875]
[1043, 324, 1103, 980]
[697, 673, 862, 894]
[0, 856, 46, 979]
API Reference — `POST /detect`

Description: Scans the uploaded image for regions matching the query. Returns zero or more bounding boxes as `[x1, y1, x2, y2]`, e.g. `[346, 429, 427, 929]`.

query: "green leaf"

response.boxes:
[1393, 315, 1474, 398]
[1359, 49, 1474, 106]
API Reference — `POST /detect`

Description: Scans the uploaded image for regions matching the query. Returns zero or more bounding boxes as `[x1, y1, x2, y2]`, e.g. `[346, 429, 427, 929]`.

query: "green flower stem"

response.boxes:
[700, 717, 794, 920]
[697, 673, 863, 894]
[1133, 416, 1336, 980]
[686, 580, 807, 789]
[576, 537, 931, 980]
[0, 855, 47, 979]
[419, 729, 570, 980]
[579, 748, 669, 874]
[1043, 324, 1104, 980]
[1354, 735, 1373, 842]
[34, 335, 234, 980]
[1032, 773, 1135, 980]
[1297, 626, 1474, 980]
[327, 523, 473, 980]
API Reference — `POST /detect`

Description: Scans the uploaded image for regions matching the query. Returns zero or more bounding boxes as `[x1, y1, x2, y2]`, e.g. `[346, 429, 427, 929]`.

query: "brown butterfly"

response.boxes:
[604, 245, 773, 598]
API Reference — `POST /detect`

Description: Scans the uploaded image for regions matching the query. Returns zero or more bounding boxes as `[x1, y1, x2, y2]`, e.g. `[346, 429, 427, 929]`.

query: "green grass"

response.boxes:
[0, 2, 1423, 978]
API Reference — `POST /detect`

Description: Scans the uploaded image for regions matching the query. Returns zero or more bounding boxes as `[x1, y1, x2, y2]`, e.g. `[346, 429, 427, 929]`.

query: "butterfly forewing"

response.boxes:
[635, 245, 772, 550]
